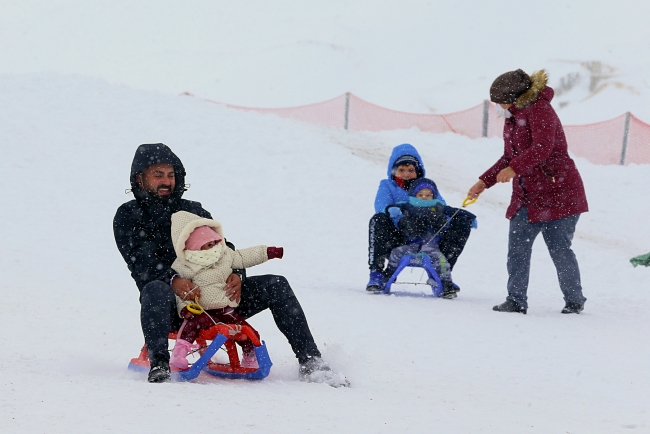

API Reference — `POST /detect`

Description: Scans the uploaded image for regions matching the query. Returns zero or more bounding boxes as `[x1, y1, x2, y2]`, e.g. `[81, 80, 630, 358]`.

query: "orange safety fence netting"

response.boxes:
[564, 116, 628, 166]
[625, 115, 650, 165]
[444, 103, 490, 139]
[213, 94, 348, 129]
[187, 92, 650, 166]
[347, 94, 456, 134]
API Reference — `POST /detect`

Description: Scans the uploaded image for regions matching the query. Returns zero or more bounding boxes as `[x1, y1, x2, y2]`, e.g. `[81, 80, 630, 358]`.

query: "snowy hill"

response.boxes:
[1, 1, 649, 123]
[2, 2, 650, 431]
[1, 75, 649, 433]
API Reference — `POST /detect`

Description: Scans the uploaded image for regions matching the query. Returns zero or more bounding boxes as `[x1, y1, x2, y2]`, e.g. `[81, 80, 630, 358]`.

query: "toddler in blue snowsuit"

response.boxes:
[384, 178, 457, 298]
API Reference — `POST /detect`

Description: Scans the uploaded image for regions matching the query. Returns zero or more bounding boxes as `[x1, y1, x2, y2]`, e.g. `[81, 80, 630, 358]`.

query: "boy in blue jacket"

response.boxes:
[367, 144, 475, 291]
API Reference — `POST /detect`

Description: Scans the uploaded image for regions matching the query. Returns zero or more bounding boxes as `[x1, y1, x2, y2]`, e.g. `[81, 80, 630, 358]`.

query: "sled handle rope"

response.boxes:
[184, 295, 222, 328]
[181, 284, 232, 328]
[186, 297, 205, 315]
[429, 195, 477, 240]
[183, 286, 208, 316]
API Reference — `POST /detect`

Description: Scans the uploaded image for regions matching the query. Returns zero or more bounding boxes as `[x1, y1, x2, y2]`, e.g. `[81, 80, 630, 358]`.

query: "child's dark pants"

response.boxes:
[369, 210, 472, 273]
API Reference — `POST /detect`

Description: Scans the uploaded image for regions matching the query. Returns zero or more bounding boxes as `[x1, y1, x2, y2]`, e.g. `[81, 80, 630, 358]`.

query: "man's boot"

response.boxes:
[148, 359, 171, 383]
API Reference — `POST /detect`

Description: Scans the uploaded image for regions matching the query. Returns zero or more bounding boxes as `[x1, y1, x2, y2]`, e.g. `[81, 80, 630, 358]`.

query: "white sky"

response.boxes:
[1, 1, 649, 118]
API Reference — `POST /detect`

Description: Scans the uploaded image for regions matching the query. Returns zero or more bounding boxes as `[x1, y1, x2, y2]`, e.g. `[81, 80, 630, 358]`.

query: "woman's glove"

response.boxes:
[267, 247, 284, 259]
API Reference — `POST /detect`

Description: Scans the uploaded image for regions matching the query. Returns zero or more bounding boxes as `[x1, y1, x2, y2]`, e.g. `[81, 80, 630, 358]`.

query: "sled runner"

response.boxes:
[381, 252, 445, 297]
[128, 323, 272, 381]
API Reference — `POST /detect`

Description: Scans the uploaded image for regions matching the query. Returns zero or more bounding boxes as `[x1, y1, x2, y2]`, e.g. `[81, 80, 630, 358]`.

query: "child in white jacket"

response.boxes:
[169, 211, 283, 370]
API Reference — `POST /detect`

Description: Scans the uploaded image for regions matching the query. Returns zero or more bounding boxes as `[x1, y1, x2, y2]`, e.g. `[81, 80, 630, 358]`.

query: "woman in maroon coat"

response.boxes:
[468, 69, 588, 314]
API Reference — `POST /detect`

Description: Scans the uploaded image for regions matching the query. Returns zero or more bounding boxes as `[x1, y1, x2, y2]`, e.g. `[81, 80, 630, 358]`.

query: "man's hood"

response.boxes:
[386, 144, 426, 179]
[129, 143, 187, 203]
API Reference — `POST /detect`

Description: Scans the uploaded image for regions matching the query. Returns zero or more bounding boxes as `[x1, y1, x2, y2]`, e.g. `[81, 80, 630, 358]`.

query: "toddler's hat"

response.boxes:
[185, 225, 222, 251]
[409, 177, 438, 197]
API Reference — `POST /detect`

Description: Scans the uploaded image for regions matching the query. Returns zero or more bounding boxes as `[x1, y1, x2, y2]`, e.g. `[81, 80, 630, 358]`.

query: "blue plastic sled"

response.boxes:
[381, 253, 444, 297]
[178, 335, 273, 381]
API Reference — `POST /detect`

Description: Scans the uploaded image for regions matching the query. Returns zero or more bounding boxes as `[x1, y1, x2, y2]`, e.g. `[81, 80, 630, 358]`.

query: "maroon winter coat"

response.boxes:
[480, 85, 588, 223]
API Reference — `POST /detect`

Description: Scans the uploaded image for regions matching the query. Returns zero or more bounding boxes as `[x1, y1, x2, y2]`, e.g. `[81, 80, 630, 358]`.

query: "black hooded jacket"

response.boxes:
[113, 144, 238, 292]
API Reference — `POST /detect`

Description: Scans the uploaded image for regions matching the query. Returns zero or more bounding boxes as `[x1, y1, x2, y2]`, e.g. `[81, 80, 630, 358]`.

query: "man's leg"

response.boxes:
[140, 281, 181, 363]
[369, 212, 403, 272]
[541, 214, 586, 307]
[235, 275, 320, 365]
[506, 207, 543, 309]
[438, 208, 474, 270]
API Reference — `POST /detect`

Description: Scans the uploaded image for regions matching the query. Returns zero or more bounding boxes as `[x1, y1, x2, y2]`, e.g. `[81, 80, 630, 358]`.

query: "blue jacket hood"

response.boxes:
[386, 144, 426, 179]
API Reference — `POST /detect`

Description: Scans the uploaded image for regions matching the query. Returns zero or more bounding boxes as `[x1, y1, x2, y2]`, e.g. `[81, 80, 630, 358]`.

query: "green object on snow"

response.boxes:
[630, 252, 650, 267]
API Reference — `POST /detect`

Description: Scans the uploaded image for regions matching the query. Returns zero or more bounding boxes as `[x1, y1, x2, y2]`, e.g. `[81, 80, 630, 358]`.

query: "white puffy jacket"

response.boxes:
[170, 211, 268, 314]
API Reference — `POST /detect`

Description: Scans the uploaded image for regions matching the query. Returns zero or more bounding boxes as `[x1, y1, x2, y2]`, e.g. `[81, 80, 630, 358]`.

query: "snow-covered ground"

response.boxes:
[1, 75, 649, 433]
[2, 2, 650, 432]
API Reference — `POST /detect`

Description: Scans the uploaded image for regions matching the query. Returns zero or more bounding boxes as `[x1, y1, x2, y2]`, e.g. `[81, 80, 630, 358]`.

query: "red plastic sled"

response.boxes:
[128, 323, 272, 381]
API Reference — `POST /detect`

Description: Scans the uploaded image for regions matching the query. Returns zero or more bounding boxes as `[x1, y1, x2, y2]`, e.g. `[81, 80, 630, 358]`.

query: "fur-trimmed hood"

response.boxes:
[171, 211, 226, 266]
[514, 70, 549, 109]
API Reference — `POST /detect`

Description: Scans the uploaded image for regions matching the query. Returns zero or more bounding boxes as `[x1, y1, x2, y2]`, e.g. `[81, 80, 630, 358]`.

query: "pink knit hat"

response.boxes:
[185, 225, 222, 251]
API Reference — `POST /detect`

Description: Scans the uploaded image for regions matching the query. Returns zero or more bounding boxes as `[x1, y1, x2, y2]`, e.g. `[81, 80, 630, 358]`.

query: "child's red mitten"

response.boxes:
[180, 306, 194, 319]
[267, 247, 284, 259]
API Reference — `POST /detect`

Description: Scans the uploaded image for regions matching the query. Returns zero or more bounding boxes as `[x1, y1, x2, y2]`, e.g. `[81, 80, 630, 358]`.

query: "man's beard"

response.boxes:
[151, 185, 173, 200]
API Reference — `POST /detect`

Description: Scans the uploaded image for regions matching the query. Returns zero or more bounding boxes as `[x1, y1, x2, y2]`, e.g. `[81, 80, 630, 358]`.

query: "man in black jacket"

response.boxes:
[114, 144, 348, 386]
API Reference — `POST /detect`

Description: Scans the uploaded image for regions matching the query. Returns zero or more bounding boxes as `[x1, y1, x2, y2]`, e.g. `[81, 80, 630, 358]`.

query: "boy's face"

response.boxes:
[201, 240, 218, 250]
[415, 188, 434, 200]
[395, 163, 418, 181]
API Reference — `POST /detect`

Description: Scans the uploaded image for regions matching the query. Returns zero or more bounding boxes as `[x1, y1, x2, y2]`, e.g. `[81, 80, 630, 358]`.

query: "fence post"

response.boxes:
[344, 92, 351, 130]
[482, 100, 489, 137]
[619, 112, 631, 165]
